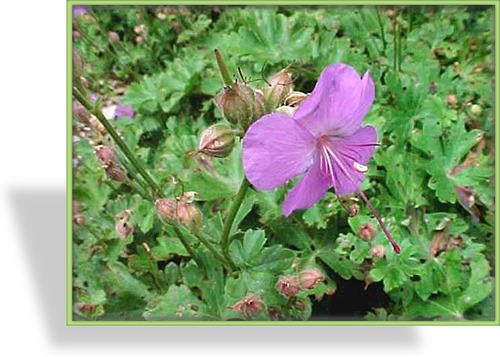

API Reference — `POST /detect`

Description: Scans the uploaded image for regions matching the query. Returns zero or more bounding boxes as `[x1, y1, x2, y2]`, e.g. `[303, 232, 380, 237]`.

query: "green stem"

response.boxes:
[197, 232, 235, 272]
[397, 21, 403, 72]
[220, 177, 250, 265]
[393, 20, 398, 72]
[375, 6, 387, 52]
[144, 245, 167, 294]
[214, 49, 233, 87]
[173, 225, 203, 268]
[73, 88, 162, 198]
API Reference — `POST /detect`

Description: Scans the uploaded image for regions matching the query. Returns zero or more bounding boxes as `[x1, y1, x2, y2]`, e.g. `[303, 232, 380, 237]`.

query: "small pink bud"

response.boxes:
[370, 245, 386, 259]
[231, 294, 264, 316]
[447, 94, 457, 106]
[276, 275, 300, 298]
[108, 31, 120, 43]
[358, 222, 377, 241]
[72, 49, 83, 79]
[116, 218, 134, 239]
[155, 195, 202, 231]
[197, 124, 235, 158]
[299, 268, 325, 289]
[348, 203, 360, 217]
[73, 100, 91, 125]
[135, 36, 144, 43]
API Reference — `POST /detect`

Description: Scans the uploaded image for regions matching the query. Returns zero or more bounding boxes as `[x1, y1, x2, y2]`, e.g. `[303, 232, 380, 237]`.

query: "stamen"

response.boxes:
[353, 162, 368, 173]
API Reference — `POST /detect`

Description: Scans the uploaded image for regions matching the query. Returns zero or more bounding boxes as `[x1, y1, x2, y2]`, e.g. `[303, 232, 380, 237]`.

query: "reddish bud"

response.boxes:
[348, 203, 360, 217]
[447, 94, 457, 106]
[72, 49, 83, 80]
[197, 124, 235, 158]
[231, 294, 264, 316]
[276, 275, 300, 298]
[135, 36, 144, 43]
[299, 268, 325, 289]
[104, 161, 128, 182]
[215, 82, 263, 128]
[358, 222, 377, 241]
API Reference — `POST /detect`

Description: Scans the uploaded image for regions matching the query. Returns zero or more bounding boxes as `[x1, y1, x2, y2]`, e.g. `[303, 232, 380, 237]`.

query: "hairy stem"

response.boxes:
[172, 225, 203, 268]
[220, 177, 250, 266]
[73, 88, 162, 198]
[376, 6, 387, 52]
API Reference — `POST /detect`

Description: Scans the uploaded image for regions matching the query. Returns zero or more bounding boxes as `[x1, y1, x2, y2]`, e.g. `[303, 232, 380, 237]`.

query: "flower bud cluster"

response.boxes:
[155, 192, 202, 231]
[276, 268, 325, 299]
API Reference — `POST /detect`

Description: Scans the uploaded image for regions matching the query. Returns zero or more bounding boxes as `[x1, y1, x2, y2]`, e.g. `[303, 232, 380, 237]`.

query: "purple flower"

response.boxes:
[243, 63, 401, 253]
[243, 63, 376, 215]
[72, 5, 88, 17]
[115, 104, 135, 118]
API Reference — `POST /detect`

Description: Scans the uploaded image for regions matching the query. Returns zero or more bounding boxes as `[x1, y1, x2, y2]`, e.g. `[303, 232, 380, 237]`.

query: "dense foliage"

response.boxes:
[72, 5, 494, 321]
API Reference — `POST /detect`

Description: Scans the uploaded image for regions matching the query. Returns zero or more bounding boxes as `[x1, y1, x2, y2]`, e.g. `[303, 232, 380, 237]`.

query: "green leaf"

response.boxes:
[143, 285, 205, 320]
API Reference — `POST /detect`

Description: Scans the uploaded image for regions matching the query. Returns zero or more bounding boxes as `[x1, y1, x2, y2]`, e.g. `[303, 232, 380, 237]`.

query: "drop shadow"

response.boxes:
[10, 187, 419, 349]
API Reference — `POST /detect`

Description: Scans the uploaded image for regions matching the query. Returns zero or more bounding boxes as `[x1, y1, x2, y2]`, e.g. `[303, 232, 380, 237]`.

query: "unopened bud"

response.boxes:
[263, 69, 293, 110]
[135, 36, 144, 43]
[446, 94, 457, 106]
[299, 268, 325, 289]
[108, 31, 120, 42]
[348, 204, 360, 217]
[197, 124, 235, 158]
[215, 82, 263, 128]
[116, 218, 134, 239]
[358, 222, 377, 241]
[73, 100, 91, 125]
[155, 195, 202, 231]
[470, 104, 482, 116]
[276, 275, 300, 298]
[231, 294, 264, 316]
[95, 145, 118, 165]
[370, 245, 386, 259]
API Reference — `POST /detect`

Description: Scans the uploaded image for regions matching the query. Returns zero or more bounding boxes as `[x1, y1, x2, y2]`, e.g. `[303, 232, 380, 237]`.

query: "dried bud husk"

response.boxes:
[155, 196, 202, 231]
[284, 91, 308, 107]
[358, 222, 377, 241]
[197, 124, 235, 158]
[231, 294, 264, 317]
[104, 161, 128, 182]
[216, 82, 263, 129]
[276, 275, 300, 298]
[263, 69, 293, 110]
[299, 268, 325, 289]
[95, 145, 118, 165]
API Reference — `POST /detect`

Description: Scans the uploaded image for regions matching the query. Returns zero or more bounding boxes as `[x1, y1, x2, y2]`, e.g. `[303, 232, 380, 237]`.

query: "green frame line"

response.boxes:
[67, 0, 500, 326]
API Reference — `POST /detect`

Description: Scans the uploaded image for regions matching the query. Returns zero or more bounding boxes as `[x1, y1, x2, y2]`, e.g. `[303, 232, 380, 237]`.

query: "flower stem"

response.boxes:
[197, 231, 236, 272]
[214, 49, 233, 87]
[357, 189, 401, 254]
[392, 20, 398, 72]
[73, 88, 162, 198]
[220, 177, 250, 266]
[172, 225, 204, 268]
[375, 6, 387, 52]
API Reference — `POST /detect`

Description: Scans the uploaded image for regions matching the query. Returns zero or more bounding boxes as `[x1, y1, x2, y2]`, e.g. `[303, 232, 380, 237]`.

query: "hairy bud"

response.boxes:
[197, 124, 235, 158]
[103, 161, 128, 182]
[299, 268, 325, 289]
[276, 275, 300, 298]
[95, 145, 118, 165]
[108, 31, 120, 43]
[116, 218, 134, 239]
[370, 245, 386, 259]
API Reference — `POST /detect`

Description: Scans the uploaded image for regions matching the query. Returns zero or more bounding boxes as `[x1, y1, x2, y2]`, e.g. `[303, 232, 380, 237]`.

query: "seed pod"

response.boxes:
[155, 196, 202, 231]
[103, 161, 128, 182]
[197, 124, 235, 158]
[299, 268, 325, 289]
[263, 69, 293, 110]
[215, 82, 262, 128]
[276, 275, 300, 298]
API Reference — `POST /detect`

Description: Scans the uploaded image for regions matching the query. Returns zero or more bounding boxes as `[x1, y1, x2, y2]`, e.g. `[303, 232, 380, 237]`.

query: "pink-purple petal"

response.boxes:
[328, 125, 378, 195]
[282, 159, 331, 216]
[294, 63, 375, 138]
[242, 113, 316, 190]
